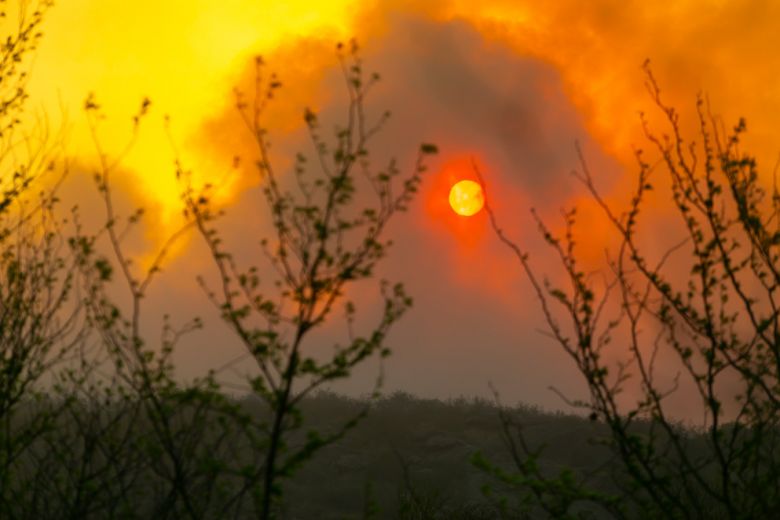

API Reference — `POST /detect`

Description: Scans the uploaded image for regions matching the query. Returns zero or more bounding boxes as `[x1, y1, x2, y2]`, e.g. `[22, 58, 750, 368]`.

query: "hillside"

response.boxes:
[280, 392, 616, 518]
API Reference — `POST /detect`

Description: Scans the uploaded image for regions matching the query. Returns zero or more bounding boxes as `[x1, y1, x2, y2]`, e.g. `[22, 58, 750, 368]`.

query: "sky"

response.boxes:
[21, 0, 780, 416]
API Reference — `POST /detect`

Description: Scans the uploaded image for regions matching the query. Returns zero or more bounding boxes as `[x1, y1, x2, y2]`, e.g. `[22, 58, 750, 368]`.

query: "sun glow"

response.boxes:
[449, 180, 484, 217]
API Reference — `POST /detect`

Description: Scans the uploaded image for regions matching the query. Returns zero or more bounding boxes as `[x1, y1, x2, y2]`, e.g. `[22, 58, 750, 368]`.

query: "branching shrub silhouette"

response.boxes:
[72, 93, 240, 518]
[181, 40, 437, 518]
[0, 2, 98, 516]
[0, 13, 437, 515]
[480, 64, 780, 519]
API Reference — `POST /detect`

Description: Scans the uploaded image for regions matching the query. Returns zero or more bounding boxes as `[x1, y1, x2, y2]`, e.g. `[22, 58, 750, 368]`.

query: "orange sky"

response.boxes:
[22, 0, 780, 412]
[30, 0, 780, 233]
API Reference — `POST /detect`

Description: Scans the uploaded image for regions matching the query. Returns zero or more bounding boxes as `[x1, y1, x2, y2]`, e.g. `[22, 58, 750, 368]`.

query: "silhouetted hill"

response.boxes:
[279, 391, 615, 519]
[10, 389, 718, 518]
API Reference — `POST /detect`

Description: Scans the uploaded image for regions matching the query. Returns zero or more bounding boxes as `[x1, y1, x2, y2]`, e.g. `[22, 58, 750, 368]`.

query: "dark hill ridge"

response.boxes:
[279, 392, 615, 519]
[9, 389, 716, 518]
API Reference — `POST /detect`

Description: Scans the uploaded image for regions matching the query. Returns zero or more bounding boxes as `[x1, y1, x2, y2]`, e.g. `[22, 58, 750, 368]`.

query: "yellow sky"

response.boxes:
[29, 0, 354, 230]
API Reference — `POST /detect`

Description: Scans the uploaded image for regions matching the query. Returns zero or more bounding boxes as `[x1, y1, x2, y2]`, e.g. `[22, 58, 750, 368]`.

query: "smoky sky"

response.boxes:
[143, 13, 629, 413]
[56, 4, 760, 414]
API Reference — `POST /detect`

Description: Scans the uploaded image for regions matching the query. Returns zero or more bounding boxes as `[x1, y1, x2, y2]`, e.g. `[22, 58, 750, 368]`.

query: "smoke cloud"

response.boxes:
[26, 0, 780, 415]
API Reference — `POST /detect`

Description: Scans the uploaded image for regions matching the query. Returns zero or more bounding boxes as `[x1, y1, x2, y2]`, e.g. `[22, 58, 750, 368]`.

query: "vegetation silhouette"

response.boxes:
[479, 63, 780, 518]
[179, 40, 437, 517]
[3, 1, 779, 518]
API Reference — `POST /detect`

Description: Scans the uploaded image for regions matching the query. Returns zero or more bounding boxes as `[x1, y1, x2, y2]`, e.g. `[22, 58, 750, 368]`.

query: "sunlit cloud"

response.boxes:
[28, 0, 354, 237]
[29, 0, 780, 243]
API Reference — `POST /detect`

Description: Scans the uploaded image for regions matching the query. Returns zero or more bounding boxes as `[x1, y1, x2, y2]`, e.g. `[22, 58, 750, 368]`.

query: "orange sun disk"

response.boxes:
[449, 180, 485, 216]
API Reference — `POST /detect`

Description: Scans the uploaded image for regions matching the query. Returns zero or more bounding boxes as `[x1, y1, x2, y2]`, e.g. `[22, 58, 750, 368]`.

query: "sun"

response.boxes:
[449, 180, 485, 216]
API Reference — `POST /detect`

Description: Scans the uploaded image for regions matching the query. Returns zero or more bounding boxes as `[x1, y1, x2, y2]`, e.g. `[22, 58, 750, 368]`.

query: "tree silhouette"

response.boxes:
[181, 41, 437, 518]
[481, 64, 780, 518]
[0, 2, 99, 515]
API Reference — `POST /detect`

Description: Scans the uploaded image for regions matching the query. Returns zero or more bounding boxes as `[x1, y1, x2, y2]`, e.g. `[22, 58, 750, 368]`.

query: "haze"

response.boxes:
[27, 0, 780, 416]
